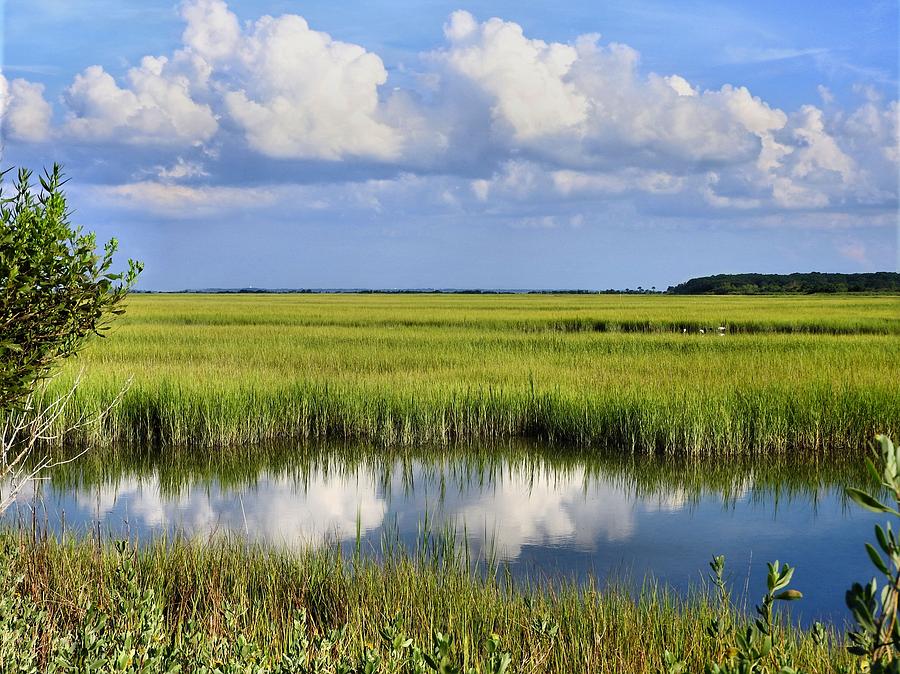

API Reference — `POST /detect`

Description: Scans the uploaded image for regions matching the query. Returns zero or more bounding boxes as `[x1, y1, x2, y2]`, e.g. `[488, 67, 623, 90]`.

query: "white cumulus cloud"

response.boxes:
[182, 0, 401, 160]
[439, 10, 588, 141]
[63, 57, 217, 145]
[1, 1, 894, 225]
[0, 74, 53, 142]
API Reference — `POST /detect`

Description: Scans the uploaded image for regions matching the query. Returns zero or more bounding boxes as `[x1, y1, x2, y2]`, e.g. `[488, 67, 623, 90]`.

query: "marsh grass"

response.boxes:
[1, 527, 852, 673]
[36, 294, 900, 452]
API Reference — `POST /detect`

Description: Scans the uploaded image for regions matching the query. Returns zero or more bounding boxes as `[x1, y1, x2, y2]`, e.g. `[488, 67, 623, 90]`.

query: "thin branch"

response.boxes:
[0, 371, 132, 515]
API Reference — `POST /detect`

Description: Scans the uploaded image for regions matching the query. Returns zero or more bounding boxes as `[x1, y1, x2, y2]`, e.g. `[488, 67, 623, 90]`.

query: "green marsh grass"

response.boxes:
[2, 528, 852, 673]
[42, 294, 900, 452]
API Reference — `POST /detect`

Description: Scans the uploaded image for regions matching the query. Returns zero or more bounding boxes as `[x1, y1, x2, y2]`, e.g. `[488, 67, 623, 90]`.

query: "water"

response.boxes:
[3, 444, 882, 625]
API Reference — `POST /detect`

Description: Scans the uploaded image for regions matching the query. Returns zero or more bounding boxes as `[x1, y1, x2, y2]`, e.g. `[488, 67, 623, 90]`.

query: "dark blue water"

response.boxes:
[4, 451, 881, 626]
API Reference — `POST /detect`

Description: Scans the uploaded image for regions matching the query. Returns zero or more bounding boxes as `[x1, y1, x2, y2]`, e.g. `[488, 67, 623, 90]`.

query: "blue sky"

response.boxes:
[2, 0, 898, 290]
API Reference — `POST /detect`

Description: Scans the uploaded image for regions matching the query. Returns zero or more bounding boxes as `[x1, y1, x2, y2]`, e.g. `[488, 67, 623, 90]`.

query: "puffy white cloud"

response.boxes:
[63, 57, 217, 145]
[716, 85, 788, 169]
[665, 75, 697, 97]
[180, 0, 240, 63]
[829, 98, 899, 207]
[0, 75, 53, 142]
[3, 1, 894, 224]
[430, 14, 801, 177]
[762, 102, 893, 209]
[426, 12, 896, 217]
[439, 10, 588, 141]
[846, 100, 899, 163]
[442, 14, 891, 220]
[786, 105, 855, 182]
[181, 0, 401, 160]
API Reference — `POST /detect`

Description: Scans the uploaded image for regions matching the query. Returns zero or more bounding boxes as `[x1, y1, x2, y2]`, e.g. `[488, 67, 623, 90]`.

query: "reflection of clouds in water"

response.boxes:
[3, 477, 35, 502]
[76, 478, 167, 526]
[2, 475, 38, 516]
[72, 471, 387, 548]
[448, 466, 639, 559]
[645, 489, 689, 513]
[5, 459, 715, 562]
[2, 456, 863, 622]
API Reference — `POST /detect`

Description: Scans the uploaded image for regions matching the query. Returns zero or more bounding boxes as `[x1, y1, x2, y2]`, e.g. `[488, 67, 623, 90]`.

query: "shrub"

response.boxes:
[0, 164, 141, 411]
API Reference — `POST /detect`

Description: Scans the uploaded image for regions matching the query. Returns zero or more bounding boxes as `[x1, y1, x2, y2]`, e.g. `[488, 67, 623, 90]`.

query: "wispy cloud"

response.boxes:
[724, 46, 829, 64]
[0, 64, 62, 76]
[815, 52, 899, 86]
[93, 182, 282, 217]
[836, 240, 870, 265]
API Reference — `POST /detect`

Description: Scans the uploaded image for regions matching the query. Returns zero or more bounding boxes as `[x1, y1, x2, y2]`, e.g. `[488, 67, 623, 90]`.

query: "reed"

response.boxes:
[38, 294, 900, 453]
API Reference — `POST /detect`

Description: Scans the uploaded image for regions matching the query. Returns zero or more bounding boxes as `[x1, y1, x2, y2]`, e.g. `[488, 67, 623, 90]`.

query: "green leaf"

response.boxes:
[867, 543, 891, 576]
[866, 458, 882, 484]
[847, 487, 898, 515]
[875, 524, 892, 556]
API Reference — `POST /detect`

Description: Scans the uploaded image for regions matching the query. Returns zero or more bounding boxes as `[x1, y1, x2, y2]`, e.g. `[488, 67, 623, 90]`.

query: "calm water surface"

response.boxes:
[3, 444, 880, 624]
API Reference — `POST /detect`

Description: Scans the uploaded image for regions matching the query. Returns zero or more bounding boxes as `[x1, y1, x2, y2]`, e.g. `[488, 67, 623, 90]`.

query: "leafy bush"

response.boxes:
[844, 434, 900, 671]
[0, 164, 141, 411]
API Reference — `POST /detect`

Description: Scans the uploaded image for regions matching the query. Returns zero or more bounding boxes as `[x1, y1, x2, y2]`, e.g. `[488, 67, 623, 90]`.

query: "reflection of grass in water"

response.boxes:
[0, 528, 852, 672]
[40, 440, 875, 509]
[34, 294, 900, 452]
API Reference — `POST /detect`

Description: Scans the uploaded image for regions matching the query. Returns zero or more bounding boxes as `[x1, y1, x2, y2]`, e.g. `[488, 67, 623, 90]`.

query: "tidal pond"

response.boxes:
[4, 442, 880, 624]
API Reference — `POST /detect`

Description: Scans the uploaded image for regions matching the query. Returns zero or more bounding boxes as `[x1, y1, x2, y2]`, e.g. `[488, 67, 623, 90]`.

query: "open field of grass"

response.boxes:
[1, 529, 851, 673]
[45, 293, 900, 452]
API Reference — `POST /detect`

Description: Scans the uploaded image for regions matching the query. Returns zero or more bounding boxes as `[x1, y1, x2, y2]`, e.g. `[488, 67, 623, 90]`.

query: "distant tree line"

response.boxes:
[667, 272, 900, 295]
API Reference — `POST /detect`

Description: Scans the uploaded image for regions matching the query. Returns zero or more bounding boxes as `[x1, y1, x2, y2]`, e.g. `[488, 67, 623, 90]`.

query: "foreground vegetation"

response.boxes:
[0, 530, 849, 673]
[38, 294, 898, 452]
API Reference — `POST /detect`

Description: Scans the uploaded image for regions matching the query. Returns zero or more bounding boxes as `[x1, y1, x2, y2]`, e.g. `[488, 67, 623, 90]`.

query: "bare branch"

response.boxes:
[0, 371, 131, 515]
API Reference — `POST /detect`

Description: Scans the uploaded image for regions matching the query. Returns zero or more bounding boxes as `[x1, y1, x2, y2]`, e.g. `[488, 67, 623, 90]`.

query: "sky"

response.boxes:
[1, 0, 898, 290]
